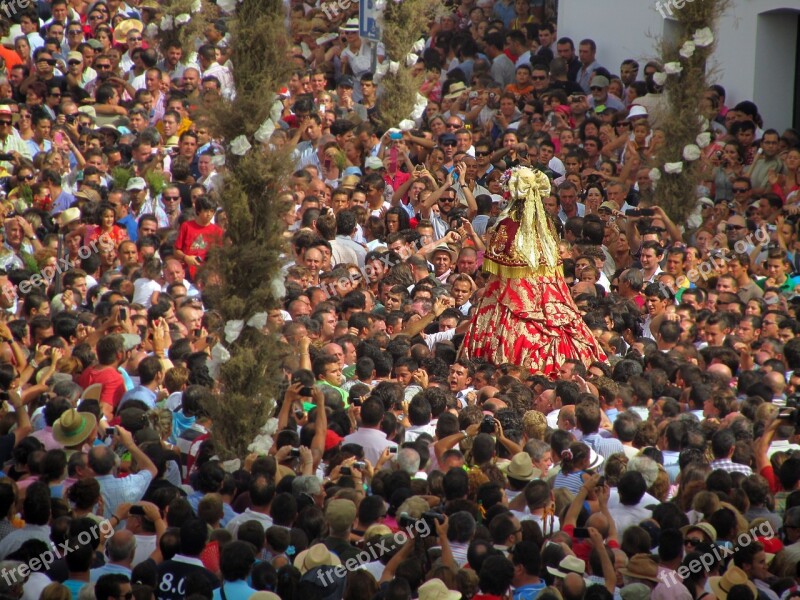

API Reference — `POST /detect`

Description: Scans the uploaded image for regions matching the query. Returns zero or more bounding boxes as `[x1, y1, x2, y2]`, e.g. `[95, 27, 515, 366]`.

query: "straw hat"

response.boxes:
[546, 555, 586, 578]
[293, 543, 341, 574]
[620, 554, 660, 583]
[503, 452, 541, 481]
[113, 19, 144, 44]
[418, 579, 461, 600]
[708, 564, 757, 600]
[52, 409, 97, 447]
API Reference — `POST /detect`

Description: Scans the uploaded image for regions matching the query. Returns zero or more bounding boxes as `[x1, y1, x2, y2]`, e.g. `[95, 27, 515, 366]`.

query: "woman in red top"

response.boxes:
[174, 196, 223, 280]
[73, 202, 128, 251]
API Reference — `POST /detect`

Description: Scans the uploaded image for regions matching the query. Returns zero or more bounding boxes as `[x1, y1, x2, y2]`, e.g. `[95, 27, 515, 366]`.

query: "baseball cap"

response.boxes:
[325, 499, 356, 533]
[337, 75, 356, 88]
[364, 156, 384, 170]
[126, 177, 146, 191]
[67, 51, 83, 62]
[591, 75, 610, 88]
[438, 133, 457, 145]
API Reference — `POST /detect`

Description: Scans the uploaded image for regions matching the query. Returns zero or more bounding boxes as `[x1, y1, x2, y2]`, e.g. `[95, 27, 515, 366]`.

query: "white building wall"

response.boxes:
[557, 0, 798, 131]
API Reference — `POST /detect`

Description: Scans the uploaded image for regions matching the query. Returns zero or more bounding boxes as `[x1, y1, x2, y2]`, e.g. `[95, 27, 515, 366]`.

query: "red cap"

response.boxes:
[756, 537, 783, 554]
[324, 429, 343, 452]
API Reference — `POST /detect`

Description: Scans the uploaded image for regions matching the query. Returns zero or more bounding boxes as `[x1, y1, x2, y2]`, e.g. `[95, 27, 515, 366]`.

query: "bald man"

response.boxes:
[91, 529, 136, 580]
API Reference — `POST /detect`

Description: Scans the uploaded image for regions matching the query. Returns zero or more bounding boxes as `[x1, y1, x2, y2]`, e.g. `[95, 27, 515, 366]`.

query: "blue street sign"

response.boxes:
[359, 0, 381, 42]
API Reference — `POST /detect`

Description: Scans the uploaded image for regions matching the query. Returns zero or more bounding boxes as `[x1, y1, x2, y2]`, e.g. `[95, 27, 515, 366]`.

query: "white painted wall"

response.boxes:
[557, 0, 799, 131]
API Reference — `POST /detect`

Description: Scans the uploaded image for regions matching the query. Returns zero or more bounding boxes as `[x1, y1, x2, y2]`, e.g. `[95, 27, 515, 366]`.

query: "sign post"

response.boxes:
[359, 0, 381, 72]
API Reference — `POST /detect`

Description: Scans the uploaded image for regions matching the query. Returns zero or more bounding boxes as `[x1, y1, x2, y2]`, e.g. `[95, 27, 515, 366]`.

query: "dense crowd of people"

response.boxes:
[0, 1, 796, 600]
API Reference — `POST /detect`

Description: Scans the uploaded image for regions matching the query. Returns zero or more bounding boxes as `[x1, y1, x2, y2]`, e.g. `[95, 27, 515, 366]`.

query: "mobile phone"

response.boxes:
[518, 148, 528, 158]
[351, 397, 362, 407]
[353, 461, 366, 469]
[389, 446, 398, 454]
[777, 408, 796, 419]
[54, 132, 64, 145]
[105, 426, 115, 437]
[294, 410, 305, 419]
[389, 146, 398, 173]
[129, 505, 146, 516]
[118, 308, 127, 321]
[290, 448, 301, 458]
[573, 527, 590, 539]
[299, 386, 313, 397]
[0, 153, 14, 161]
[193, 328, 202, 338]
[389, 131, 403, 141]
[454, 217, 463, 228]
[319, 104, 326, 115]
[195, 256, 203, 264]
[341, 466, 352, 475]
[0, 391, 9, 400]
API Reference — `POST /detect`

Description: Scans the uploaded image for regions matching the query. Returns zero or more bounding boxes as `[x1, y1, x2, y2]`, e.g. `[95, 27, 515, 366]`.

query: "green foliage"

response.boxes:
[198, 0, 293, 459]
[111, 167, 133, 192]
[376, 0, 432, 130]
[654, 0, 729, 225]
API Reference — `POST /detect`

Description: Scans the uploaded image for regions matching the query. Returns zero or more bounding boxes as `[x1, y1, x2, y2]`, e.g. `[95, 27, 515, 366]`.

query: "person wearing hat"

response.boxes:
[428, 244, 456, 283]
[117, 21, 145, 72]
[0, 104, 31, 168]
[65, 50, 96, 89]
[708, 563, 758, 600]
[321, 499, 360, 562]
[334, 75, 367, 121]
[620, 553, 660, 588]
[53, 408, 98, 456]
[339, 18, 383, 102]
[588, 74, 625, 112]
[418, 578, 461, 600]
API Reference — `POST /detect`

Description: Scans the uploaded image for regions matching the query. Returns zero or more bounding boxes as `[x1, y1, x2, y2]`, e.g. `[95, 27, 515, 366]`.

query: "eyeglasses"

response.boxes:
[89, 14, 104, 20]
[684, 538, 703, 547]
[68, 30, 83, 35]
[49, 91, 61, 97]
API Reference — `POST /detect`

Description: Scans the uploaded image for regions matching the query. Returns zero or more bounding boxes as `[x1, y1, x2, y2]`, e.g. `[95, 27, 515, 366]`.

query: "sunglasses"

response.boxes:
[531, 75, 547, 80]
[20, 174, 35, 180]
[446, 123, 460, 128]
[129, 37, 143, 42]
[0, 120, 11, 126]
[475, 150, 491, 156]
[89, 15, 104, 20]
[439, 197, 455, 203]
[95, 63, 112, 70]
[726, 225, 745, 231]
[616, 121, 630, 127]
[163, 196, 180, 201]
[38, 59, 57, 65]
[441, 141, 456, 147]
[733, 188, 750, 193]
[68, 60, 81, 66]
[49, 91, 61, 97]
[590, 86, 603, 91]
[68, 30, 83, 35]
[684, 538, 703, 547]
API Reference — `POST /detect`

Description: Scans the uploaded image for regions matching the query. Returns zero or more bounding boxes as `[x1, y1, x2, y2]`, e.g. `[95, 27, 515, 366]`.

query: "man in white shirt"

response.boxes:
[342, 397, 397, 465]
[225, 476, 275, 538]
